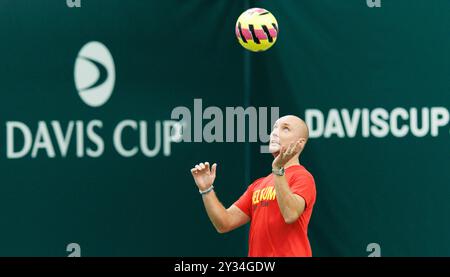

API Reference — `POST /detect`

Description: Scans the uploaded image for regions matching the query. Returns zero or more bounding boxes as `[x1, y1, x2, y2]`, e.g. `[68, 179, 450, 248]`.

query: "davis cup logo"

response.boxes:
[74, 41, 115, 107]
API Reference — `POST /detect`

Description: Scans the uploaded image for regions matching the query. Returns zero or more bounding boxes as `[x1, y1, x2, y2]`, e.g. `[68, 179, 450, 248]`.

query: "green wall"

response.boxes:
[0, 0, 448, 256]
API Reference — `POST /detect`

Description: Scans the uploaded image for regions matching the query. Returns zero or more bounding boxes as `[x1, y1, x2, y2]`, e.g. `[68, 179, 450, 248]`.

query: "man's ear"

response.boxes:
[299, 137, 307, 146]
[298, 138, 307, 152]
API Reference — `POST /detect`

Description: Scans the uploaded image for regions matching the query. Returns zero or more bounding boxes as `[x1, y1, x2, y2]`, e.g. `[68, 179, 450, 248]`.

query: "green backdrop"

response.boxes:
[0, 0, 448, 256]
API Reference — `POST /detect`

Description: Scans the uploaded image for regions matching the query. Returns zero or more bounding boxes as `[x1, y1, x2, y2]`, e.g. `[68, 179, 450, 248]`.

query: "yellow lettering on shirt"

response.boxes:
[252, 190, 260, 204]
[252, 186, 276, 205]
[266, 186, 276, 201]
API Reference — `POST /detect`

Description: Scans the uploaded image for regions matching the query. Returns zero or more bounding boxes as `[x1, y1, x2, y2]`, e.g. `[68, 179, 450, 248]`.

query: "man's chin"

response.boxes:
[269, 144, 280, 154]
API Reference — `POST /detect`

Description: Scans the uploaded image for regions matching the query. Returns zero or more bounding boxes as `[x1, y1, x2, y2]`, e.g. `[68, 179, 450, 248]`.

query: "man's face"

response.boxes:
[269, 118, 299, 154]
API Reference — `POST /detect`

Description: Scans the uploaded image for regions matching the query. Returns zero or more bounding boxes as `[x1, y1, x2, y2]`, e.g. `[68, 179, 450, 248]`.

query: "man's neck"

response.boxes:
[284, 158, 300, 169]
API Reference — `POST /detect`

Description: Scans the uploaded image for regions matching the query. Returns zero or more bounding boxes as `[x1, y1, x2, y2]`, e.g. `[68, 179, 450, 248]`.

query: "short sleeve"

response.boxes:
[289, 173, 316, 210]
[233, 178, 263, 218]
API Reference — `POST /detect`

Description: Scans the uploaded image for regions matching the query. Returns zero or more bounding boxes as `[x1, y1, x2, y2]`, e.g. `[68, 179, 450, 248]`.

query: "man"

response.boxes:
[190, 115, 316, 257]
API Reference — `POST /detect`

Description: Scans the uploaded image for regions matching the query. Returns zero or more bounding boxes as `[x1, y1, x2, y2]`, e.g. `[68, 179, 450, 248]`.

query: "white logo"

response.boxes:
[74, 41, 115, 107]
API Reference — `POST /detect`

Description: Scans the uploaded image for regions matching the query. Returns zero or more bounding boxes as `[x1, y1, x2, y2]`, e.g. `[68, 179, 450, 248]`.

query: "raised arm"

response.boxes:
[191, 162, 250, 233]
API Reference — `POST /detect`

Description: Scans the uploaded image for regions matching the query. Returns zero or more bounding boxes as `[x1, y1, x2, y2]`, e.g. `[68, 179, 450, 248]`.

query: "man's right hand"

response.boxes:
[190, 162, 217, 191]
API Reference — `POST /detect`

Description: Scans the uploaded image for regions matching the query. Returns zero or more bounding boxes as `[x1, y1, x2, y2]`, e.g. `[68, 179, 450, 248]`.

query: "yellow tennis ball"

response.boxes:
[235, 8, 279, 52]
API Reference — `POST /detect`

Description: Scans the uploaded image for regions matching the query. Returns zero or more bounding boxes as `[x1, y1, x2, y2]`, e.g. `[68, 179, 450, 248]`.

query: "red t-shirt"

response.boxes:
[233, 165, 316, 257]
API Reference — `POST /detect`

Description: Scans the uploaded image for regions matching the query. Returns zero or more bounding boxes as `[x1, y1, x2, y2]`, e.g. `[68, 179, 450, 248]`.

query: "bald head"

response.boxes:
[277, 115, 309, 142]
[269, 115, 310, 156]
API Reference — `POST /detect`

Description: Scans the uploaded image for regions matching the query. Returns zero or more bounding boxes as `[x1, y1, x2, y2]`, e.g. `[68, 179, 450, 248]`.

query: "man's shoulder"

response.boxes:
[290, 165, 315, 183]
[247, 174, 271, 189]
[251, 176, 267, 187]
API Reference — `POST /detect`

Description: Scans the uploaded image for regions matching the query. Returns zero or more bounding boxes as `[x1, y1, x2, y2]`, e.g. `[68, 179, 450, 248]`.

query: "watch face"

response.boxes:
[273, 168, 284, 175]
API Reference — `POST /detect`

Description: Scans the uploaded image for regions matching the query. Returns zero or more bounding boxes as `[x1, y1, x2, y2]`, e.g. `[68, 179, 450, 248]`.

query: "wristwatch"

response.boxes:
[272, 167, 285, 176]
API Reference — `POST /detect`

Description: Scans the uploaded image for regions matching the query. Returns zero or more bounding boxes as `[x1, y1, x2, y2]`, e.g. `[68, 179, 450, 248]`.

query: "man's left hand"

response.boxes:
[272, 140, 302, 169]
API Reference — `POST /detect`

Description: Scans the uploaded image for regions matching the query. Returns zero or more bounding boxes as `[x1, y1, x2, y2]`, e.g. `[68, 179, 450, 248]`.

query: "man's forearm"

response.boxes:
[274, 175, 302, 223]
[201, 191, 229, 233]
